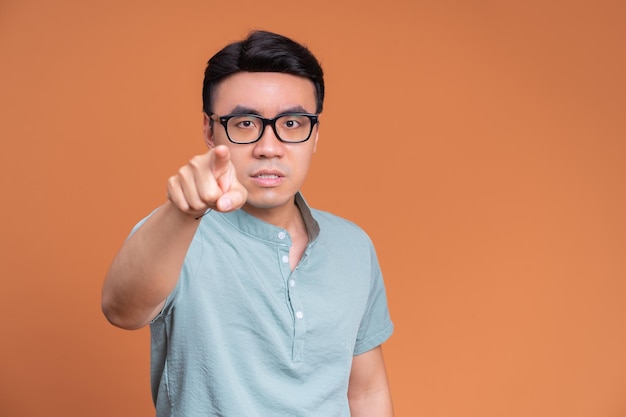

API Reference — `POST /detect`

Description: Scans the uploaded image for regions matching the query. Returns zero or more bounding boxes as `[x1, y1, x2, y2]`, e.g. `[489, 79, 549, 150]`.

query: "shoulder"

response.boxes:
[310, 208, 374, 246]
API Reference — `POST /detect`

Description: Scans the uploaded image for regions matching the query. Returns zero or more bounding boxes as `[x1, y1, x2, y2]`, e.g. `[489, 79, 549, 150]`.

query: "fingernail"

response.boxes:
[220, 197, 232, 211]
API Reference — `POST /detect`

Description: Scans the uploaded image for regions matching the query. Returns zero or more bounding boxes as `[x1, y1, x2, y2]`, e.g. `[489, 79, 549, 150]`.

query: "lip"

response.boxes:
[250, 169, 285, 187]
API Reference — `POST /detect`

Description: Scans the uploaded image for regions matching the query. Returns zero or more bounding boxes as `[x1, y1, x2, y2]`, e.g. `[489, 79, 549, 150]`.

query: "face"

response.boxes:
[204, 71, 319, 214]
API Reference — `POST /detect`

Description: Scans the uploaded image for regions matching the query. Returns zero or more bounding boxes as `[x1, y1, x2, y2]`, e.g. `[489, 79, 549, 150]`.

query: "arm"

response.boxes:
[101, 145, 247, 330]
[348, 345, 394, 417]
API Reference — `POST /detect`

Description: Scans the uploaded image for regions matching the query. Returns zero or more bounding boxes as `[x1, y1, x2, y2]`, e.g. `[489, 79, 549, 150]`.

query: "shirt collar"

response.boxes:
[217, 192, 320, 245]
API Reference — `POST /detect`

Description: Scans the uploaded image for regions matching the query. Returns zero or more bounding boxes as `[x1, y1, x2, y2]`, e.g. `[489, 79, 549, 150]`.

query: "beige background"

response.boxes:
[1, 0, 625, 416]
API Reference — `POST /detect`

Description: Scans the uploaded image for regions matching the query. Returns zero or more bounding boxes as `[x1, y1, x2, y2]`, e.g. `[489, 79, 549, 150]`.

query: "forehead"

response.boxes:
[212, 72, 317, 115]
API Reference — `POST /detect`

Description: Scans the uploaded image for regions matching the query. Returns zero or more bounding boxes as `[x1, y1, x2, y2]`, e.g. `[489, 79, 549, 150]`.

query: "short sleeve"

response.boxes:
[353, 244, 394, 355]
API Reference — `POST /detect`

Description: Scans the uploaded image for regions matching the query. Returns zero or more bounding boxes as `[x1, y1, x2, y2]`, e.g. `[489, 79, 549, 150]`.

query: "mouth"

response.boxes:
[250, 170, 285, 186]
[252, 169, 284, 178]
[254, 173, 281, 179]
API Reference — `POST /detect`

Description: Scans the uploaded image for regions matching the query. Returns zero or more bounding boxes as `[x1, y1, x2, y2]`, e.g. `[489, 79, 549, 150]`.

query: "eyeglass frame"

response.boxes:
[209, 112, 319, 144]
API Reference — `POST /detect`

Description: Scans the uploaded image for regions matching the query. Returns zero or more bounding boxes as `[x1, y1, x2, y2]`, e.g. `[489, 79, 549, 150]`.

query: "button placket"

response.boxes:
[289, 277, 306, 362]
[275, 228, 306, 362]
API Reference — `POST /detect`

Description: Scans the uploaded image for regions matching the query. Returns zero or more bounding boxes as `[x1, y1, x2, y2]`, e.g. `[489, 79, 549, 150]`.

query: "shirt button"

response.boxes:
[289, 279, 295, 287]
[296, 311, 303, 319]
[277, 231, 286, 240]
[282, 255, 289, 263]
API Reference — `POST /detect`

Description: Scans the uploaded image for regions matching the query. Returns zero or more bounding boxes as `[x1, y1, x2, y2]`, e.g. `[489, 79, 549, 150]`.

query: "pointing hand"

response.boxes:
[167, 145, 247, 217]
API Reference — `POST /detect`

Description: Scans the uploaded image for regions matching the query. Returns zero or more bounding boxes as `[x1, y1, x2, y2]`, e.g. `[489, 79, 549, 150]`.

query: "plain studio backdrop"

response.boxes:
[0, 1, 624, 416]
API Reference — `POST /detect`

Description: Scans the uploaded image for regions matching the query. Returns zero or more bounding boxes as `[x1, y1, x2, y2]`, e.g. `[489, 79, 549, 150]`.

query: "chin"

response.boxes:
[244, 191, 295, 210]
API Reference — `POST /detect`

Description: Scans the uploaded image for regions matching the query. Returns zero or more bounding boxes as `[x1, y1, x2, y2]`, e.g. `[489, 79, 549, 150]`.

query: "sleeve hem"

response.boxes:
[353, 321, 394, 356]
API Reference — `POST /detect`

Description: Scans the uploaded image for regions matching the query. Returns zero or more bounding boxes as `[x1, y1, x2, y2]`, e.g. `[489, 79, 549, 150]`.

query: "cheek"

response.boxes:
[294, 152, 315, 175]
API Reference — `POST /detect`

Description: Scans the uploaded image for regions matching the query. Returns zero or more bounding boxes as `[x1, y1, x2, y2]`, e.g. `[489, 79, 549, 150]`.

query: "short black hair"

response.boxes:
[202, 30, 324, 115]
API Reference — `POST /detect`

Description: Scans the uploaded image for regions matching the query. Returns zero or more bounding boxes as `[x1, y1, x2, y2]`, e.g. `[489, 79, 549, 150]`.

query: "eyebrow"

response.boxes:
[228, 105, 312, 115]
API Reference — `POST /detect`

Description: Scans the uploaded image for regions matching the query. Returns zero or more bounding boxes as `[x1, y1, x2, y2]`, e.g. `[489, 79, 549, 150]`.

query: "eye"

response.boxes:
[237, 120, 255, 128]
[230, 116, 259, 129]
[280, 115, 306, 129]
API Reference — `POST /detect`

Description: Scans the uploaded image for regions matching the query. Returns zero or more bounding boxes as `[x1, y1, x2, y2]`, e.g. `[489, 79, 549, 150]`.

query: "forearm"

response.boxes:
[348, 346, 394, 417]
[101, 201, 200, 329]
[348, 385, 394, 417]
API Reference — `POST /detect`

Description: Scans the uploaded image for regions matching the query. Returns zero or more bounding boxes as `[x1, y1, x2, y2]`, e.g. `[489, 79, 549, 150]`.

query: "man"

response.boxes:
[102, 30, 394, 417]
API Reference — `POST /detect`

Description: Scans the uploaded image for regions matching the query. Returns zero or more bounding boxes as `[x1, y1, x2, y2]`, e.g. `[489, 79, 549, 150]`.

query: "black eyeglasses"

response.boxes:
[210, 113, 319, 144]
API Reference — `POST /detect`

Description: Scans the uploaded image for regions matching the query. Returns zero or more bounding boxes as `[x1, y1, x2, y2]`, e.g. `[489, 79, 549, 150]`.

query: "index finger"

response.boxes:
[208, 145, 236, 193]
[208, 145, 231, 177]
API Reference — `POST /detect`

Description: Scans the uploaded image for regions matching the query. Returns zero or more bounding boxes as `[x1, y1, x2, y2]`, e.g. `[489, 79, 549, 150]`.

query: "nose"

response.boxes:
[252, 123, 284, 158]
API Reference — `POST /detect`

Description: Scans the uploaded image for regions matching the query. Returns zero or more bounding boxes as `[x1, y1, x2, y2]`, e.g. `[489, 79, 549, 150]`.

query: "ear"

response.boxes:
[312, 123, 320, 153]
[203, 113, 215, 148]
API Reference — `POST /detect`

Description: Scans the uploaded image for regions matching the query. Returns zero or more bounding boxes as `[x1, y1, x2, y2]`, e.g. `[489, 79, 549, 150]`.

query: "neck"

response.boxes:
[242, 198, 305, 234]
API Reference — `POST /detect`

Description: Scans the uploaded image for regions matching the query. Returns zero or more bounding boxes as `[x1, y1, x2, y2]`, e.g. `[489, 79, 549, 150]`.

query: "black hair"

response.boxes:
[202, 30, 324, 115]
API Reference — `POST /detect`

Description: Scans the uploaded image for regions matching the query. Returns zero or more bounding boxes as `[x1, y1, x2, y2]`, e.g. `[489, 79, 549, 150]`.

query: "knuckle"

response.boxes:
[186, 201, 206, 212]
[166, 175, 178, 189]
[177, 165, 192, 179]
[189, 155, 204, 170]
[198, 187, 220, 204]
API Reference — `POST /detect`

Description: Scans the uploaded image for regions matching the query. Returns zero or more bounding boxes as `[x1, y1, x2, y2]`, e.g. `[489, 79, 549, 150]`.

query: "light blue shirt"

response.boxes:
[145, 194, 393, 416]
